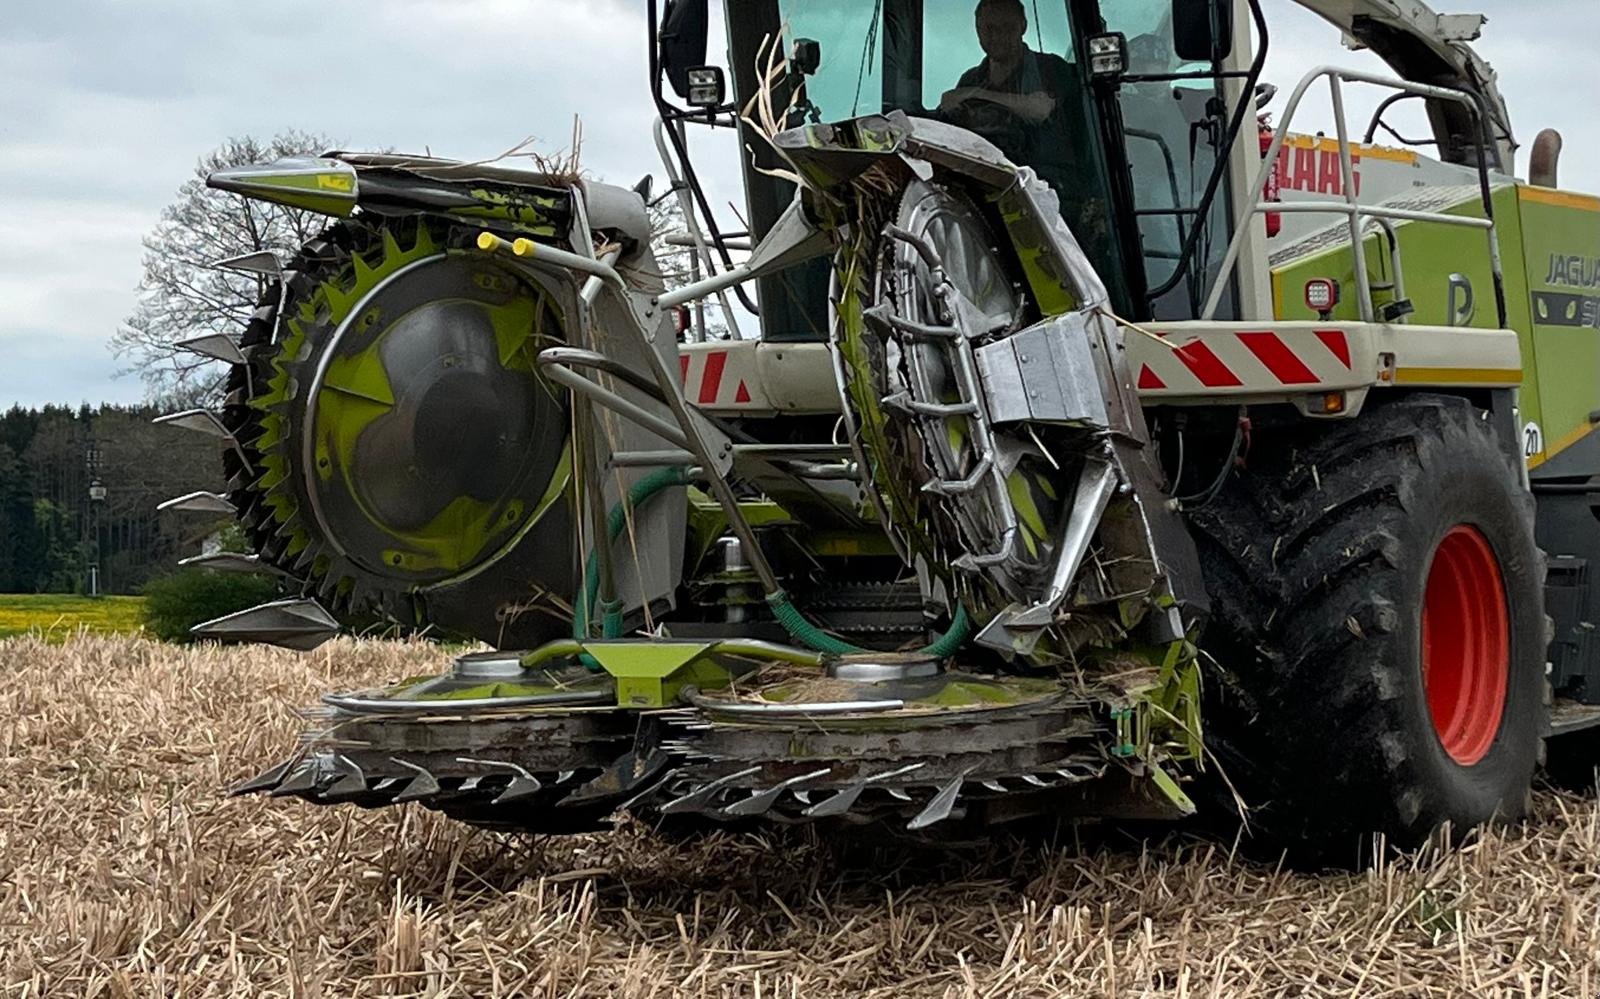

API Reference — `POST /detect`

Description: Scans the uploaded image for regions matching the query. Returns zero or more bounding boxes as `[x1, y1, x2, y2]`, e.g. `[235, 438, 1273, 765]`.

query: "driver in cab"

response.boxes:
[938, 0, 1076, 176]
[936, 0, 1104, 252]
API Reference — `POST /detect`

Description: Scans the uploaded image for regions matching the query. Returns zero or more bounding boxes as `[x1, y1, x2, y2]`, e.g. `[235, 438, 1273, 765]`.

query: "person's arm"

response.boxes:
[958, 88, 1054, 122]
[940, 66, 987, 113]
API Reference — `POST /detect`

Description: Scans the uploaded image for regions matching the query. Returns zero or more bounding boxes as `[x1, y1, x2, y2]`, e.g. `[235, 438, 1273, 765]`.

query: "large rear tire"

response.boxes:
[1188, 394, 1546, 855]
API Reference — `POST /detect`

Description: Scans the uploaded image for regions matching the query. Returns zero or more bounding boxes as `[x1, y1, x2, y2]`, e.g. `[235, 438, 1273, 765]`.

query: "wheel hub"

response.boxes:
[1421, 524, 1510, 766]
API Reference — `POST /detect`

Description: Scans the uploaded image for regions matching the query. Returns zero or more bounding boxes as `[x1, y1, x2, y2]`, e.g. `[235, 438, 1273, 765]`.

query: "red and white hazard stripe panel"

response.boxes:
[1131, 327, 1363, 396]
[679, 346, 765, 408]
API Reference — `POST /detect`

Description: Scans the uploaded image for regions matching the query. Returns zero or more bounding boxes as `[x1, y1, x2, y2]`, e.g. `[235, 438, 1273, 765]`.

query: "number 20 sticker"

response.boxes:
[1523, 421, 1544, 459]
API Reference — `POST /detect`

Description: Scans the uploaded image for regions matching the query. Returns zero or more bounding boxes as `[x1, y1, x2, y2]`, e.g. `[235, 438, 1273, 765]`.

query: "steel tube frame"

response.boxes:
[1202, 66, 1507, 327]
[537, 363, 691, 451]
[652, 116, 744, 340]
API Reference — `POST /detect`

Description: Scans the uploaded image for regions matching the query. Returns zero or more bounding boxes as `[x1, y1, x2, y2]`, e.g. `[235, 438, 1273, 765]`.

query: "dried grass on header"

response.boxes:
[2, 634, 1598, 997]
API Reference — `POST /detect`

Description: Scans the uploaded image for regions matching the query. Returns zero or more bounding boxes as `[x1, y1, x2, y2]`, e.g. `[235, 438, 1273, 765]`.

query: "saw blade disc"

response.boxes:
[220, 215, 577, 643]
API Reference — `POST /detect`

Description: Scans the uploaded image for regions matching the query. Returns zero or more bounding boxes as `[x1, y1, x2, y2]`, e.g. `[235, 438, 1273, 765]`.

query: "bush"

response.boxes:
[141, 570, 282, 643]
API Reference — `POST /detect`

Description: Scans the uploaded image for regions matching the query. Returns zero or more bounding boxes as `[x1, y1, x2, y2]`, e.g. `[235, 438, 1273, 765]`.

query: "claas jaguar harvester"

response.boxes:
[160, 0, 1600, 853]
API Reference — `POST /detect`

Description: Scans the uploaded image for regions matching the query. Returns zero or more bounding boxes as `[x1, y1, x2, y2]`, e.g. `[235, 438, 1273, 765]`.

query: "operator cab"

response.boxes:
[704, 0, 1254, 334]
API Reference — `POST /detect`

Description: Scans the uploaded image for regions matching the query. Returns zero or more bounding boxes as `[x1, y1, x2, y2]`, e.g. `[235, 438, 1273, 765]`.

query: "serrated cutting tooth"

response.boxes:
[159, 491, 237, 516]
[229, 758, 295, 796]
[494, 776, 543, 804]
[1021, 774, 1049, 787]
[390, 758, 440, 803]
[323, 756, 368, 798]
[907, 770, 972, 830]
[269, 761, 319, 797]
[802, 762, 927, 819]
[211, 249, 283, 276]
[723, 769, 832, 818]
[153, 408, 234, 440]
[175, 332, 247, 366]
[191, 598, 339, 651]
[886, 787, 912, 801]
[290, 544, 319, 574]
[660, 766, 762, 815]
[803, 784, 865, 818]
[980, 779, 1007, 794]
[179, 552, 287, 577]
[456, 756, 544, 805]
[459, 777, 483, 792]
[555, 770, 576, 784]
[792, 790, 812, 805]
[559, 748, 670, 808]
[153, 409, 255, 473]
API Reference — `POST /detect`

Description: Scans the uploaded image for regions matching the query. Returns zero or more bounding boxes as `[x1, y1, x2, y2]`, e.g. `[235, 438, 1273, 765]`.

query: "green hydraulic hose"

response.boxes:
[574, 466, 695, 643]
[766, 590, 972, 658]
[573, 466, 973, 664]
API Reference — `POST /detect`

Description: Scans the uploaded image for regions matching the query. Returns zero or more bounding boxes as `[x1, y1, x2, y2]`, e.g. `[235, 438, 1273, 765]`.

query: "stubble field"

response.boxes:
[1, 634, 1597, 997]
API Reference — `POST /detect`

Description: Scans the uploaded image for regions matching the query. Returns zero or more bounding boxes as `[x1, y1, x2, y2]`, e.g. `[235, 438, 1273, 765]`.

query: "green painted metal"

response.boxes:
[995, 186, 1081, 317]
[1273, 182, 1600, 468]
[1270, 186, 1521, 430]
[451, 187, 566, 237]
[582, 641, 730, 707]
[1148, 762, 1197, 816]
[1514, 190, 1600, 466]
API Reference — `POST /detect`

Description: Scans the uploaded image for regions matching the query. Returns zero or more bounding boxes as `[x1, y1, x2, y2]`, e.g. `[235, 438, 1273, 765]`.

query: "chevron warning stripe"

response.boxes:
[1133, 328, 1361, 394]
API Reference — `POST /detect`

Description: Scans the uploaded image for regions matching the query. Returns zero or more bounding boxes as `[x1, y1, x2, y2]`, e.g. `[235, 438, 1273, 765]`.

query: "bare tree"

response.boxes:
[648, 193, 737, 339]
[114, 131, 340, 404]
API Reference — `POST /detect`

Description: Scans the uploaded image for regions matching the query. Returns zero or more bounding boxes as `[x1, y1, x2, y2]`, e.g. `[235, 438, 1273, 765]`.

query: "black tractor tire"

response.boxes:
[1187, 393, 1546, 857]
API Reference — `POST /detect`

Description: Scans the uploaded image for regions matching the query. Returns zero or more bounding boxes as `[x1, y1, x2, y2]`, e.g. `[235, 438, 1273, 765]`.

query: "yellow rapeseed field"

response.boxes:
[1, 634, 1597, 997]
[0, 594, 146, 640]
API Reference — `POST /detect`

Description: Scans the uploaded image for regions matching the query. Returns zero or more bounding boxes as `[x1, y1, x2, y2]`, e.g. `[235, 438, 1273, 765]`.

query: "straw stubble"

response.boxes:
[2, 634, 1596, 997]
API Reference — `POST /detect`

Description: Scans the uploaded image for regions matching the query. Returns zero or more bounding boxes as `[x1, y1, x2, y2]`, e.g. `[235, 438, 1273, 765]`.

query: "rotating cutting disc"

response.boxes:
[221, 216, 577, 643]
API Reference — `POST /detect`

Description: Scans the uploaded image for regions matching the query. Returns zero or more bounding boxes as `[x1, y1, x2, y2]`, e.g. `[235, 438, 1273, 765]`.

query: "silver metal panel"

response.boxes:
[210, 250, 283, 276]
[974, 318, 1110, 429]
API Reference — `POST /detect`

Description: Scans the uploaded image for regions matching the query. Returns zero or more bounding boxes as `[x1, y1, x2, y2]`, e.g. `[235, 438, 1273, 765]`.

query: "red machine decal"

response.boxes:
[1237, 331, 1319, 385]
[1173, 340, 1244, 388]
[1314, 329, 1353, 369]
[698, 350, 728, 404]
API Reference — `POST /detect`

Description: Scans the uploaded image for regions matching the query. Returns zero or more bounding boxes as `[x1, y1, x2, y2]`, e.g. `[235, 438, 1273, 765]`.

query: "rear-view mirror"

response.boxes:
[659, 0, 710, 99]
[1172, 0, 1234, 62]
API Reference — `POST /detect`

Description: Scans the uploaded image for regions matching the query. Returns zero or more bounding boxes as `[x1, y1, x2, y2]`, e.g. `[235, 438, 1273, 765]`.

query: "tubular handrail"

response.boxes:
[652, 116, 744, 341]
[1202, 65, 1508, 328]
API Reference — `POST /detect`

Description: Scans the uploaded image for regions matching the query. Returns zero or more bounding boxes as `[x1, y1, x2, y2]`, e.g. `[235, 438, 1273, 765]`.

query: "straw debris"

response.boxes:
[3, 634, 1597, 997]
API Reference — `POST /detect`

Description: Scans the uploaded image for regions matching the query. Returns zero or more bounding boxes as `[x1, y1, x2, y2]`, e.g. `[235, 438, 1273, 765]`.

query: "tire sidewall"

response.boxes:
[1390, 409, 1543, 827]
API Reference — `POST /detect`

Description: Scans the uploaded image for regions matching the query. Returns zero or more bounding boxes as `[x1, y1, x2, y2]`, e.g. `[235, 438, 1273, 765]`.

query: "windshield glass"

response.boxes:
[1098, 0, 1237, 318]
[766, 0, 1125, 295]
[726, 0, 1241, 323]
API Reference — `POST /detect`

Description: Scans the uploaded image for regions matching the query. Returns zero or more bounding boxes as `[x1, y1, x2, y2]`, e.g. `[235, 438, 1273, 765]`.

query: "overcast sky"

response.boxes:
[2, 0, 1593, 409]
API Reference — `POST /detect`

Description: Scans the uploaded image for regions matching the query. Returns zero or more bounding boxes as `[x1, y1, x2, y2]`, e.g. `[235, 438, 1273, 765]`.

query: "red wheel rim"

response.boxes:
[1420, 525, 1510, 766]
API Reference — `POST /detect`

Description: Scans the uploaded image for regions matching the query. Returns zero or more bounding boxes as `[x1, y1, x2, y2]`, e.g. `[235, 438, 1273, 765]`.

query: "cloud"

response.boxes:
[0, 0, 1590, 408]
